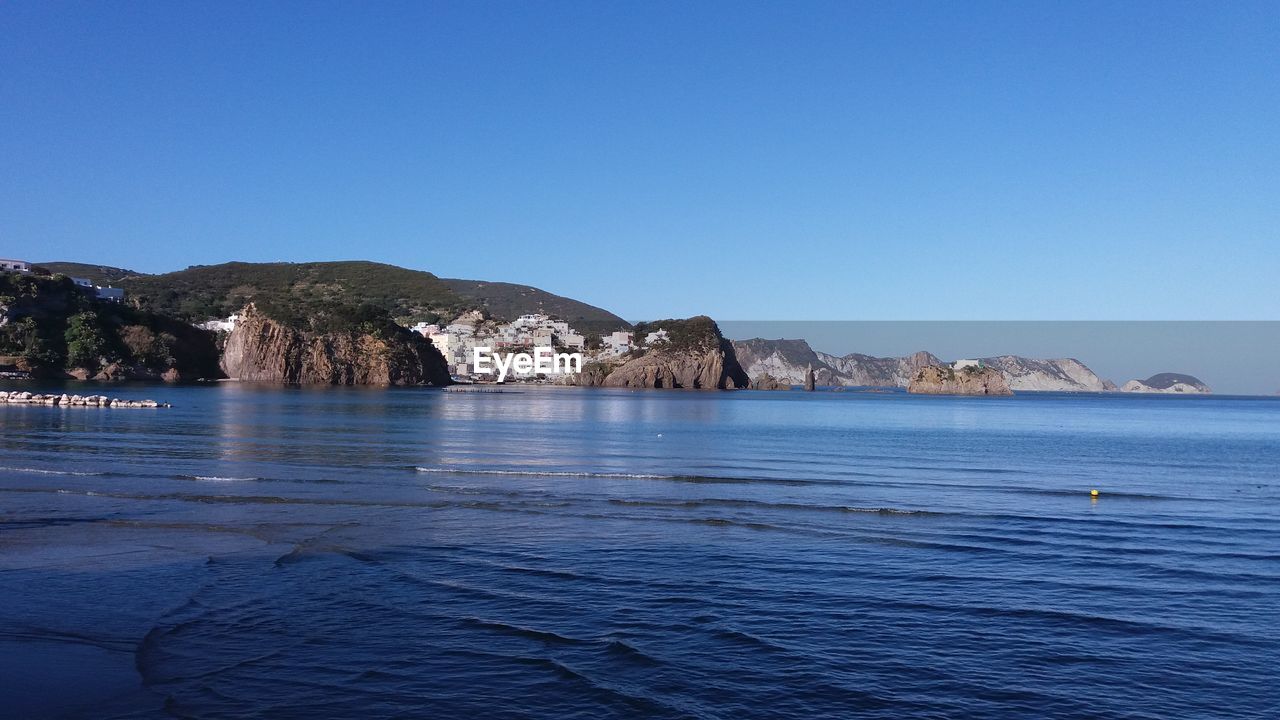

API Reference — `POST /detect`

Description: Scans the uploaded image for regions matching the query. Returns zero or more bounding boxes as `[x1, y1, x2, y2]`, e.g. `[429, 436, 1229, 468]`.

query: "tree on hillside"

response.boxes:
[65, 311, 107, 370]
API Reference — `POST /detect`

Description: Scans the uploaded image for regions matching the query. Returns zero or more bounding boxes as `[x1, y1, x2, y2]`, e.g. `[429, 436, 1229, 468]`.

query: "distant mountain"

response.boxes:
[976, 356, 1107, 392]
[732, 338, 940, 387]
[732, 338, 1110, 391]
[1121, 373, 1211, 394]
[440, 279, 629, 335]
[37, 262, 142, 286]
[817, 350, 942, 387]
[731, 338, 839, 385]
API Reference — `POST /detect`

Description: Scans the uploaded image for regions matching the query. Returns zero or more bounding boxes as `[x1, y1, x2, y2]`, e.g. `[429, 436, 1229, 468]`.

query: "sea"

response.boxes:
[1, 383, 1277, 719]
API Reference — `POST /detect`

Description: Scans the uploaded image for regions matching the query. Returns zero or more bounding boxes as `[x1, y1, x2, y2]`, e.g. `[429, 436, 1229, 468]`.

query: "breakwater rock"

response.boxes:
[0, 391, 169, 408]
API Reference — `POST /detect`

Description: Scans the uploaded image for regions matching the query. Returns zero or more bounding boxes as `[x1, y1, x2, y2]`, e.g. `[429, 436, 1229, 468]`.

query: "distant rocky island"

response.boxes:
[907, 365, 1013, 396]
[1120, 373, 1212, 394]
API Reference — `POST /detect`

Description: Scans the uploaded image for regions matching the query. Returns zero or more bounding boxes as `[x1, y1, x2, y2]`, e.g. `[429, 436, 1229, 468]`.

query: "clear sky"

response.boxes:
[3, 1, 1277, 321]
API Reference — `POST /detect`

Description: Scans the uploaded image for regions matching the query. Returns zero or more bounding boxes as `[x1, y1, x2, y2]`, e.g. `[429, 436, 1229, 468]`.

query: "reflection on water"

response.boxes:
[0, 383, 1278, 719]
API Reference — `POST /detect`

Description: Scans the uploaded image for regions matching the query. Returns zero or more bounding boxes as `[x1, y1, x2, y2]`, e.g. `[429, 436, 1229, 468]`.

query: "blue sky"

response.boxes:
[3, 1, 1277, 321]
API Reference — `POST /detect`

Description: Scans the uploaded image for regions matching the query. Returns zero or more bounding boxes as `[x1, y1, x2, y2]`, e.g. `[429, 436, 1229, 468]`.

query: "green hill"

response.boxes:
[85, 260, 629, 332]
[0, 272, 220, 379]
[37, 262, 142, 286]
[441, 279, 629, 334]
[120, 261, 467, 327]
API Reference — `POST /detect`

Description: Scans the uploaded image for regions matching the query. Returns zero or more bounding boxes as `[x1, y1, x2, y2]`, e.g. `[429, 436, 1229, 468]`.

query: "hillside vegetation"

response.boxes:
[631, 316, 724, 351]
[112, 261, 628, 334]
[442, 279, 629, 334]
[122, 261, 469, 329]
[0, 273, 220, 379]
[38, 262, 141, 286]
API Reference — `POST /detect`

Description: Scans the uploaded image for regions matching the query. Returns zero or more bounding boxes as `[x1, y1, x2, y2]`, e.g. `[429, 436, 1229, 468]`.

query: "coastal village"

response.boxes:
[202, 309, 670, 382]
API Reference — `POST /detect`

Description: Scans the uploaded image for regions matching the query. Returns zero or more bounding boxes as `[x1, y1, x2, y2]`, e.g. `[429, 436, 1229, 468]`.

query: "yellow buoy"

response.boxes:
[1090, 489, 1099, 497]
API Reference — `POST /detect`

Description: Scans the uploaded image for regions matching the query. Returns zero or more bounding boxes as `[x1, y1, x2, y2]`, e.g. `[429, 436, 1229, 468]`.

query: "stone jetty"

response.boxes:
[0, 391, 169, 408]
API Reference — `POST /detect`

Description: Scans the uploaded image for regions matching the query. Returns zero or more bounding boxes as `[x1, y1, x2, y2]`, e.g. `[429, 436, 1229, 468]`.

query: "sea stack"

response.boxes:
[804, 364, 816, 392]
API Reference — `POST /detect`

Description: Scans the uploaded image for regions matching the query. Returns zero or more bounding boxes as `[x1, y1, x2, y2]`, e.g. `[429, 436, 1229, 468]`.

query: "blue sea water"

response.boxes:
[1, 383, 1277, 719]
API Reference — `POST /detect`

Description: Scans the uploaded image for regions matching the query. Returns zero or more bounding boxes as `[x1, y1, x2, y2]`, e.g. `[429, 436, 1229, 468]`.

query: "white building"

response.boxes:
[70, 276, 126, 303]
[0, 259, 31, 273]
[428, 333, 454, 362]
[601, 331, 634, 356]
[410, 322, 440, 337]
[95, 286, 125, 303]
[644, 329, 670, 346]
[197, 313, 242, 333]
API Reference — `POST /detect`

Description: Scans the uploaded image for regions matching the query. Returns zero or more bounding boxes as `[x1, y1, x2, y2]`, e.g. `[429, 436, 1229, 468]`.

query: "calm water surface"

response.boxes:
[1, 383, 1277, 719]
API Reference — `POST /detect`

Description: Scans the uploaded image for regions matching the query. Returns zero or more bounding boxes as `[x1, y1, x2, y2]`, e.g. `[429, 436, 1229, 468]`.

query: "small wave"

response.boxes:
[602, 638, 664, 667]
[414, 466, 834, 486]
[460, 617, 583, 645]
[179, 475, 262, 483]
[711, 627, 790, 654]
[416, 467, 674, 480]
[608, 497, 939, 516]
[0, 466, 105, 477]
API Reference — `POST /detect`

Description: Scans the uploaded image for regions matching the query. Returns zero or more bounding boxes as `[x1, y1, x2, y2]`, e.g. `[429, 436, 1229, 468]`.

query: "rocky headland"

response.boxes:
[908, 365, 1014, 396]
[573, 316, 750, 390]
[220, 305, 451, 386]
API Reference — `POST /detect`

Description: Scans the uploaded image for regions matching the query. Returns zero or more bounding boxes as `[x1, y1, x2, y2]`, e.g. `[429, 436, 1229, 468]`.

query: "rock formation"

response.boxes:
[804, 364, 816, 391]
[220, 306, 451, 386]
[818, 350, 942, 387]
[1120, 373, 1211, 394]
[576, 316, 749, 390]
[732, 339, 1111, 392]
[976, 356, 1107, 392]
[907, 365, 1014, 396]
[749, 373, 791, 390]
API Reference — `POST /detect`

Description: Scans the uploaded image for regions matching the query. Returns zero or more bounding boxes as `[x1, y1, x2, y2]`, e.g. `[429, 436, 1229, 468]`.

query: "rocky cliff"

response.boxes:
[732, 338, 1110, 392]
[732, 338, 836, 385]
[731, 338, 941, 387]
[977, 356, 1107, 392]
[819, 350, 942, 387]
[576, 316, 749, 390]
[1120, 373, 1211, 394]
[749, 373, 791, 390]
[908, 365, 1013, 396]
[220, 306, 451, 386]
